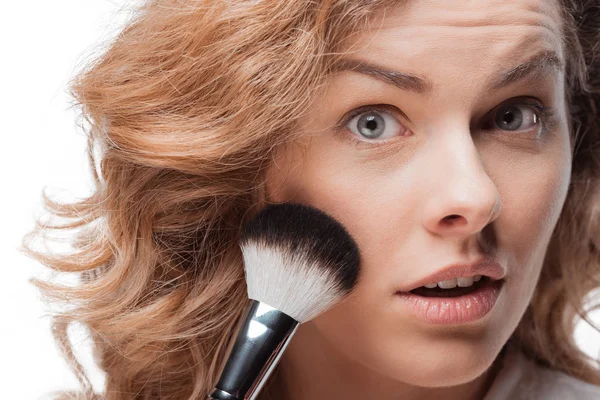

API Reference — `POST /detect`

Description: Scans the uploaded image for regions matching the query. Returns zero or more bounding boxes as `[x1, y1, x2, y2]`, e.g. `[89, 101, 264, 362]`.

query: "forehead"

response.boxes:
[340, 0, 564, 85]
[372, 0, 562, 29]
[363, 0, 563, 40]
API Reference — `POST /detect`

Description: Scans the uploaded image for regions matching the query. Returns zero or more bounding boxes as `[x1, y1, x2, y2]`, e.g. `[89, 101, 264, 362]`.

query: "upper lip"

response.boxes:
[398, 258, 506, 292]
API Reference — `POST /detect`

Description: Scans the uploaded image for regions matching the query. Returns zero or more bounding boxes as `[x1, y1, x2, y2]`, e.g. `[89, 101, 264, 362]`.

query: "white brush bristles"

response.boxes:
[241, 240, 346, 323]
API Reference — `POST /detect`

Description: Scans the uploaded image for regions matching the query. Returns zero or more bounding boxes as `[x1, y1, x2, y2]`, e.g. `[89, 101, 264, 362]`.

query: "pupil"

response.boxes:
[358, 113, 385, 138]
[495, 106, 523, 131]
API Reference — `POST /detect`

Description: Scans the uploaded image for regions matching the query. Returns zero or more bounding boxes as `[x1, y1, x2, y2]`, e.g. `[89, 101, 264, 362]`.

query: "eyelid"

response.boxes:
[333, 105, 411, 149]
[486, 100, 558, 133]
[334, 104, 407, 131]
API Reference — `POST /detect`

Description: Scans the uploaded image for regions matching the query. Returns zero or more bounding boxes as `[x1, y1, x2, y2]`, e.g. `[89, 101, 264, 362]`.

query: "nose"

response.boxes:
[421, 128, 502, 238]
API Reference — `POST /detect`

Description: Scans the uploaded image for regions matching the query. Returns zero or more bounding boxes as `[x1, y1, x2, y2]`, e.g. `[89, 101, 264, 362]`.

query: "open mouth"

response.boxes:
[409, 276, 494, 298]
[397, 276, 504, 324]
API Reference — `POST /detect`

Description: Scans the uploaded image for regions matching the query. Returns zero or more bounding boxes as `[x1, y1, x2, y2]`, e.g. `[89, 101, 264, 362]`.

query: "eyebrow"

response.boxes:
[330, 50, 565, 94]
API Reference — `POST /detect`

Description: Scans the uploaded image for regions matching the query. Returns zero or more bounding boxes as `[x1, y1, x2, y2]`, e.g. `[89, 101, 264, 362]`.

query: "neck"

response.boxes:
[272, 322, 506, 400]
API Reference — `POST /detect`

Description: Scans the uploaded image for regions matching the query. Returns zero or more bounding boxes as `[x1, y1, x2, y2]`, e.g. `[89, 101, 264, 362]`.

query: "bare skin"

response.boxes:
[265, 0, 572, 399]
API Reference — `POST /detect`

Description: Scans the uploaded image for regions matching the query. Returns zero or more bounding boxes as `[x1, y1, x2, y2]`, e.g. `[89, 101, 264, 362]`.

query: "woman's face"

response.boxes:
[265, 0, 571, 395]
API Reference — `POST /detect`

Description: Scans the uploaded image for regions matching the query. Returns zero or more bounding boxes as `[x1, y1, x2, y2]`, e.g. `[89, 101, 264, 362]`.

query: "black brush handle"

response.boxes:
[208, 299, 299, 400]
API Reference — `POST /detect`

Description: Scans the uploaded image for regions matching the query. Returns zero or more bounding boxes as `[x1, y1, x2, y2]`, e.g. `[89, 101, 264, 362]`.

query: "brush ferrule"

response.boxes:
[208, 299, 299, 400]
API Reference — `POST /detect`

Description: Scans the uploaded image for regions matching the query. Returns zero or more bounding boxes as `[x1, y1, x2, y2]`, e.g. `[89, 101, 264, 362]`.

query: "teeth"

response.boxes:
[421, 275, 484, 289]
[438, 279, 458, 289]
[457, 276, 474, 287]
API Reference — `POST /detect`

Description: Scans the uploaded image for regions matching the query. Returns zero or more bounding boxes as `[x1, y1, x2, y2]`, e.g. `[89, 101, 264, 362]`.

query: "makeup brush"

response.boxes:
[208, 202, 361, 400]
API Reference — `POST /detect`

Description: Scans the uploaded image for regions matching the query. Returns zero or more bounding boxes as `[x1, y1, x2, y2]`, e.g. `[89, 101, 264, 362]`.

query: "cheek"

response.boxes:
[494, 150, 571, 283]
[266, 138, 415, 303]
[266, 145, 430, 374]
[266, 136, 406, 258]
[476, 145, 572, 355]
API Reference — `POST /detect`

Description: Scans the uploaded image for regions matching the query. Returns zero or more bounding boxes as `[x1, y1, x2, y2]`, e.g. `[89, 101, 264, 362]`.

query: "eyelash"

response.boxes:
[334, 101, 558, 149]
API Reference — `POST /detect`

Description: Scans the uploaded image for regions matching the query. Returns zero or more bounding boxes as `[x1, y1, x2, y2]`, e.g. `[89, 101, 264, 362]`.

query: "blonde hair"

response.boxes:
[21, 0, 600, 398]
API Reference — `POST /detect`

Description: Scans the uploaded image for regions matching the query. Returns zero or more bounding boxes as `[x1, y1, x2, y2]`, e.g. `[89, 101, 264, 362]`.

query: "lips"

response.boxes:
[398, 258, 506, 292]
[396, 277, 504, 324]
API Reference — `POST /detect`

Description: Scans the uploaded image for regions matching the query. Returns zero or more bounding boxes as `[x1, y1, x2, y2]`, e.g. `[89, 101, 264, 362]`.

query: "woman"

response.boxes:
[22, 0, 600, 399]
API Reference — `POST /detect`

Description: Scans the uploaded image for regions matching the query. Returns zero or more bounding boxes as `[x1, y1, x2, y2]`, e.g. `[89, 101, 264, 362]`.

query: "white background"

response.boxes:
[1, 1, 599, 399]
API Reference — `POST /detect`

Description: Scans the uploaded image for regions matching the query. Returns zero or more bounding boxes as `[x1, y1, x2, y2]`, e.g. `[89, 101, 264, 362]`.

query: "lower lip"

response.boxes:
[395, 279, 504, 325]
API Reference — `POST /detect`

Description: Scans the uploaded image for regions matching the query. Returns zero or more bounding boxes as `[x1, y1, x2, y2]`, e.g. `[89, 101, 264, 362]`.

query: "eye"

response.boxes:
[490, 103, 541, 132]
[345, 107, 409, 141]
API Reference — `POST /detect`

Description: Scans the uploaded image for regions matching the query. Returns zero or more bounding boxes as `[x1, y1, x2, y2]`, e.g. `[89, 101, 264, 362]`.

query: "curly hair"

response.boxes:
[21, 0, 600, 398]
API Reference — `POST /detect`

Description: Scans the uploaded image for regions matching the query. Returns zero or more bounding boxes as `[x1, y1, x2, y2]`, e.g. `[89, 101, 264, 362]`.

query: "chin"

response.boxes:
[378, 341, 499, 388]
